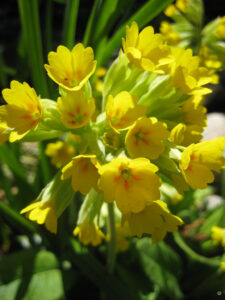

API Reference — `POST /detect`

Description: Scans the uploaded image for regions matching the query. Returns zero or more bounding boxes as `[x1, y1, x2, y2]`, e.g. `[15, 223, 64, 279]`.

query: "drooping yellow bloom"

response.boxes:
[169, 47, 212, 96]
[122, 200, 183, 243]
[21, 172, 75, 233]
[0, 81, 42, 142]
[21, 201, 57, 234]
[216, 16, 225, 39]
[61, 154, 100, 194]
[98, 157, 161, 214]
[125, 117, 169, 159]
[160, 21, 180, 45]
[179, 137, 225, 189]
[45, 141, 75, 168]
[176, 0, 190, 13]
[57, 90, 95, 129]
[182, 96, 207, 127]
[211, 226, 225, 250]
[106, 91, 146, 131]
[103, 130, 120, 149]
[122, 22, 171, 72]
[45, 44, 96, 91]
[164, 4, 176, 17]
[115, 223, 131, 252]
[170, 123, 203, 146]
[73, 219, 105, 246]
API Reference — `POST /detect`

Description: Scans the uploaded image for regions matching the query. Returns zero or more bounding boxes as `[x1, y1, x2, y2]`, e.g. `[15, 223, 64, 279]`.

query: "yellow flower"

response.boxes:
[106, 91, 146, 131]
[122, 200, 183, 243]
[164, 4, 176, 17]
[115, 223, 131, 253]
[159, 21, 180, 45]
[216, 16, 225, 39]
[0, 81, 42, 142]
[176, 0, 190, 14]
[98, 157, 161, 214]
[221, 262, 225, 272]
[179, 137, 225, 189]
[103, 130, 120, 149]
[170, 123, 203, 146]
[21, 201, 57, 234]
[57, 90, 95, 129]
[122, 22, 171, 72]
[94, 67, 107, 92]
[73, 218, 105, 246]
[45, 44, 96, 91]
[125, 116, 169, 159]
[20, 172, 75, 233]
[211, 226, 225, 249]
[61, 154, 100, 194]
[169, 47, 212, 96]
[45, 141, 75, 168]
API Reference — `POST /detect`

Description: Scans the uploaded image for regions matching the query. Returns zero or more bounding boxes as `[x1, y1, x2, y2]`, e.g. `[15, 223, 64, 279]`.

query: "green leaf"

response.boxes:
[135, 238, 183, 300]
[0, 250, 64, 300]
[98, 0, 174, 66]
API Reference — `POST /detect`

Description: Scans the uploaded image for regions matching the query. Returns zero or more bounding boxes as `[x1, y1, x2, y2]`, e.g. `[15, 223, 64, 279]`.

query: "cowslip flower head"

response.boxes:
[21, 172, 75, 233]
[122, 200, 183, 243]
[45, 44, 96, 91]
[57, 90, 95, 129]
[73, 218, 105, 246]
[45, 141, 75, 168]
[122, 22, 171, 72]
[98, 157, 161, 214]
[61, 154, 100, 194]
[106, 91, 146, 131]
[125, 116, 169, 159]
[211, 226, 225, 249]
[179, 137, 225, 189]
[0, 81, 42, 142]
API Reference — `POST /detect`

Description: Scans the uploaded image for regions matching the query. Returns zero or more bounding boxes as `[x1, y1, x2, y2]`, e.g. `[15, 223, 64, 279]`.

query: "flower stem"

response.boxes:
[107, 202, 116, 274]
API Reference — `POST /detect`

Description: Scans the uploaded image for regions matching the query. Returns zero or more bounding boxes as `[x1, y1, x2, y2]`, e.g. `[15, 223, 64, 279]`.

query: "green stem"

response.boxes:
[107, 202, 116, 274]
[173, 232, 220, 267]
[0, 201, 36, 234]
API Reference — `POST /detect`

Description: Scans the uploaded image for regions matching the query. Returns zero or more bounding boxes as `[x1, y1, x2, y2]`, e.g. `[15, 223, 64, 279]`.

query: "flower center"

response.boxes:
[121, 168, 131, 180]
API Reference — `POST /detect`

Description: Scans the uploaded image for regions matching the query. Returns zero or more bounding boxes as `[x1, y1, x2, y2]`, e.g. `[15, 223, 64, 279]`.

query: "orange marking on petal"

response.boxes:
[82, 164, 89, 172]
[22, 114, 32, 120]
[142, 138, 149, 145]
[132, 174, 140, 181]
[134, 139, 139, 146]
[123, 180, 129, 190]
[68, 112, 75, 118]
[116, 108, 120, 115]
[187, 163, 192, 171]
[114, 175, 120, 182]
[76, 106, 81, 113]
[144, 131, 151, 135]
[75, 70, 82, 80]
[83, 112, 88, 118]
[191, 154, 196, 161]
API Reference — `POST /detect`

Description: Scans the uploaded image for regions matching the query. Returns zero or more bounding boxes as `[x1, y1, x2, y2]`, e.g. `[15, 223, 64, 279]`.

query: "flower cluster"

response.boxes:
[1, 19, 225, 250]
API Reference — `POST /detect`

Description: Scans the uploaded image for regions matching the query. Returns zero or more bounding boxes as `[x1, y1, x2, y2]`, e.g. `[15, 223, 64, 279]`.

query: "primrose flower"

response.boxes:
[45, 44, 96, 91]
[103, 130, 120, 149]
[73, 218, 105, 246]
[106, 91, 146, 131]
[216, 16, 225, 39]
[159, 21, 180, 45]
[221, 262, 225, 272]
[169, 47, 212, 96]
[125, 117, 169, 159]
[61, 154, 100, 194]
[211, 226, 225, 250]
[179, 137, 225, 189]
[57, 90, 95, 129]
[122, 22, 171, 72]
[115, 223, 131, 252]
[45, 141, 75, 168]
[0, 81, 42, 142]
[21, 172, 74, 233]
[170, 123, 203, 146]
[98, 157, 161, 214]
[122, 200, 183, 243]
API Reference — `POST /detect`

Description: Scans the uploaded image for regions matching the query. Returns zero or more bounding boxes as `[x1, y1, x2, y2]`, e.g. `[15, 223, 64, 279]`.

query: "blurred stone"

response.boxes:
[203, 194, 224, 210]
[202, 113, 225, 141]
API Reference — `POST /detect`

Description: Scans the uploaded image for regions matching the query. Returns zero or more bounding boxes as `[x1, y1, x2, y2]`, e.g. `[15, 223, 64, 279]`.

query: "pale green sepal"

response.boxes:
[77, 188, 103, 226]
[36, 171, 75, 217]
